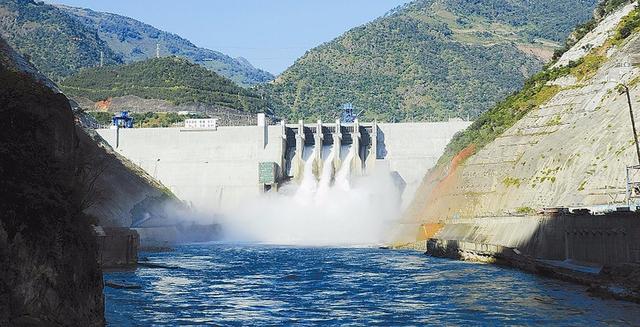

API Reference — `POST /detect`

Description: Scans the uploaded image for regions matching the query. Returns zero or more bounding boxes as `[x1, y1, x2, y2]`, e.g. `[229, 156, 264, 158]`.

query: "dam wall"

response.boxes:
[97, 125, 284, 211]
[377, 122, 466, 207]
[96, 119, 471, 212]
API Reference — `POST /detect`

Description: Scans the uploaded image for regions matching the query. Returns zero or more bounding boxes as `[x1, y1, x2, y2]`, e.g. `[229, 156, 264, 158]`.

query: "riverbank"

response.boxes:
[424, 239, 640, 303]
[395, 210, 640, 303]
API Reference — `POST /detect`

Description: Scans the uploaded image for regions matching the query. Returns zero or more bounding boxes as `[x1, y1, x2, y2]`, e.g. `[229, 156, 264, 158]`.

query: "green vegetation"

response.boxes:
[88, 111, 208, 128]
[443, 0, 598, 42]
[598, 0, 634, 16]
[531, 167, 561, 184]
[552, 0, 632, 60]
[0, 0, 273, 84]
[438, 63, 577, 165]
[87, 112, 113, 126]
[546, 115, 562, 126]
[262, 0, 597, 122]
[502, 177, 522, 188]
[578, 180, 588, 191]
[61, 57, 269, 113]
[570, 53, 607, 81]
[58, 5, 273, 85]
[515, 207, 536, 214]
[0, 0, 121, 81]
[613, 2, 640, 42]
[436, 1, 640, 167]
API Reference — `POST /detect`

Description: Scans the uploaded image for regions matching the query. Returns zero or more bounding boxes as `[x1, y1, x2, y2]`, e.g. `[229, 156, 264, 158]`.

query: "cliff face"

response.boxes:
[0, 31, 183, 324]
[0, 39, 104, 325]
[406, 2, 640, 226]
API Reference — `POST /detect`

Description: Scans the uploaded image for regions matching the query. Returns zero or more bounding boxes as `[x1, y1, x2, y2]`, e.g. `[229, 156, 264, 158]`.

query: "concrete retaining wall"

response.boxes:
[377, 121, 471, 207]
[429, 213, 640, 265]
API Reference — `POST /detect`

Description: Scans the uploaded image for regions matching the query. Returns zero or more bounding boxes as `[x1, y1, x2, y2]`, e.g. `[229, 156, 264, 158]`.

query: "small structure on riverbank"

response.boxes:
[94, 226, 139, 270]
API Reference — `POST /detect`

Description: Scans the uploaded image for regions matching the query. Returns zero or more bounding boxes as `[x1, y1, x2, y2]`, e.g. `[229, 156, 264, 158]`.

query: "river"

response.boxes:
[104, 243, 640, 326]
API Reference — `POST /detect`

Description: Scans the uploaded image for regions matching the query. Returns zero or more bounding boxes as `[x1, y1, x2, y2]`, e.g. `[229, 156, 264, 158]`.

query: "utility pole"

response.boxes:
[622, 84, 640, 165]
[156, 43, 160, 59]
[100, 51, 104, 67]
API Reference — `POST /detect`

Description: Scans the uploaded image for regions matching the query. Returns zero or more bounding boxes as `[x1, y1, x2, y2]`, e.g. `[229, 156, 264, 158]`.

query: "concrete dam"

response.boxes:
[97, 118, 471, 213]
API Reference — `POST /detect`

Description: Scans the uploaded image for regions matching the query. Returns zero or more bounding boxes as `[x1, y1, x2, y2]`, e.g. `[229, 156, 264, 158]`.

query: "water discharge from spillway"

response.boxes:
[222, 143, 402, 246]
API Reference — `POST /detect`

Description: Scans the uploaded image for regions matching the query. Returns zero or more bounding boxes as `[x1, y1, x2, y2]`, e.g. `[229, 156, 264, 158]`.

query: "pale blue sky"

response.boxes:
[46, 0, 412, 74]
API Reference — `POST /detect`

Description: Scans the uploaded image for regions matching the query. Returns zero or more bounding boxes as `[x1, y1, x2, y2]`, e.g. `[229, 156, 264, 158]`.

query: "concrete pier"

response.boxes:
[334, 119, 342, 171]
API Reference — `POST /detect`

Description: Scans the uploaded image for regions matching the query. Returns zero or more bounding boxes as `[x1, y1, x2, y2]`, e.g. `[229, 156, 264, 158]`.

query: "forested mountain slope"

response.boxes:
[0, 0, 122, 81]
[0, 0, 273, 85]
[264, 0, 599, 122]
[61, 56, 268, 114]
[56, 4, 274, 86]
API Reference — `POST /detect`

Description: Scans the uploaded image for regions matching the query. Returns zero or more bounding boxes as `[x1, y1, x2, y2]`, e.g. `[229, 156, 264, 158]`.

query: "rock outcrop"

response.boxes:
[0, 38, 104, 325]
[0, 30, 187, 323]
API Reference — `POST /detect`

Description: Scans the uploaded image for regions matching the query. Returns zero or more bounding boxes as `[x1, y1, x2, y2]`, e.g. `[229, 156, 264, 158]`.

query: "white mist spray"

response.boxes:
[294, 145, 318, 205]
[220, 144, 402, 247]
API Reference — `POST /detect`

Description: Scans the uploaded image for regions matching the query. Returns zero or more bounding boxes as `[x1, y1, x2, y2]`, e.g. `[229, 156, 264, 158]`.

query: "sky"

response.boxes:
[45, 0, 413, 75]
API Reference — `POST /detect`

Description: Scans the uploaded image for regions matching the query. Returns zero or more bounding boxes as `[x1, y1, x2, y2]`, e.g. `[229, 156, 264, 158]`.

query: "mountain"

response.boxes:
[56, 4, 274, 86]
[263, 0, 599, 122]
[0, 0, 273, 85]
[404, 1, 639, 224]
[61, 56, 268, 114]
[0, 0, 122, 81]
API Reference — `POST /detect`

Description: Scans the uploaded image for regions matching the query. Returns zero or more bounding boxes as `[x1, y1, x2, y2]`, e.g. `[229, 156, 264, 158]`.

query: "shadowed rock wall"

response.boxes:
[0, 39, 104, 325]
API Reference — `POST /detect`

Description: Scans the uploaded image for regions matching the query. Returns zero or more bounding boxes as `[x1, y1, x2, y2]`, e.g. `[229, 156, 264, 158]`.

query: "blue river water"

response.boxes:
[105, 243, 640, 326]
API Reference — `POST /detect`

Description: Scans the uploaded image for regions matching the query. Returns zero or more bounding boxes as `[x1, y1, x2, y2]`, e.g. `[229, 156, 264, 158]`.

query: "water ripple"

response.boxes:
[105, 243, 640, 326]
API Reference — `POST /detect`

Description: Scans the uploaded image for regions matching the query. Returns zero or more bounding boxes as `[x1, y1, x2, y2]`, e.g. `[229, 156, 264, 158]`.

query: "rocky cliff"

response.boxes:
[405, 2, 640, 231]
[0, 28, 188, 323]
[0, 38, 104, 325]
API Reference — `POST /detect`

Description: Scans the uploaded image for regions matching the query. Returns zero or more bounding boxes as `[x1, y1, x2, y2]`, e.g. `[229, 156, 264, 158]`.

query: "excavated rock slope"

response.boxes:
[410, 3, 640, 223]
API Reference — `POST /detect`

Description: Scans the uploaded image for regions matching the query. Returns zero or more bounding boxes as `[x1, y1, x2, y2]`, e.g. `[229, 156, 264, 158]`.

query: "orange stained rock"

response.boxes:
[420, 143, 476, 222]
[417, 223, 444, 241]
[95, 97, 112, 111]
